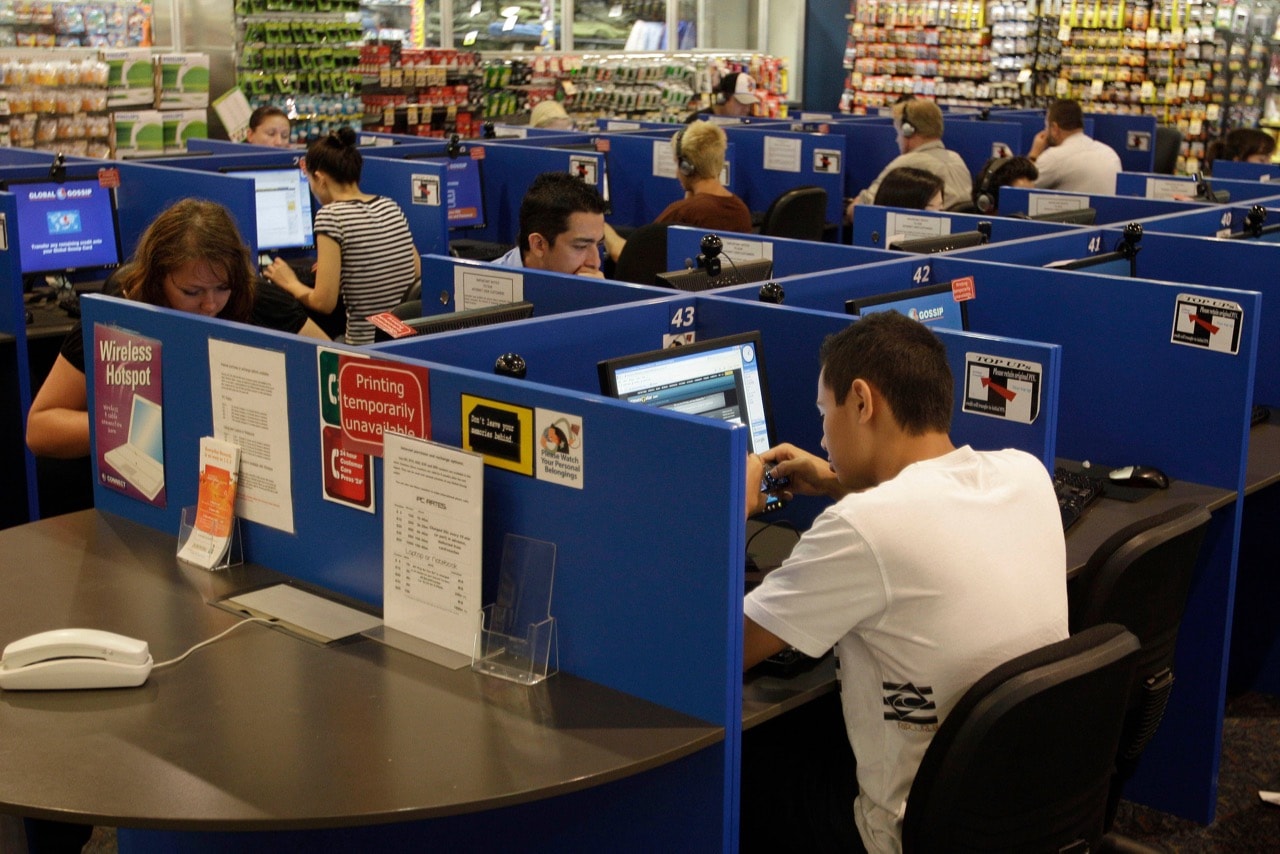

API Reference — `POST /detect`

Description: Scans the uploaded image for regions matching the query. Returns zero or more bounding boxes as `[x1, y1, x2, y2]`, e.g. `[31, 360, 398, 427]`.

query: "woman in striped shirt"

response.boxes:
[264, 127, 420, 344]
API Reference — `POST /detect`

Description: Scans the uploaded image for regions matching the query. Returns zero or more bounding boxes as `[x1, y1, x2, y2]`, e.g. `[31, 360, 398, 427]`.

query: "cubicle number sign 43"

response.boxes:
[665, 301, 697, 348]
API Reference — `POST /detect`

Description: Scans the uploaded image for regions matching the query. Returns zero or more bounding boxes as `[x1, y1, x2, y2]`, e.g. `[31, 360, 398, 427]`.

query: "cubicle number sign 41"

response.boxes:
[962, 354, 1042, 424]
[1171, 294, 1243, 355]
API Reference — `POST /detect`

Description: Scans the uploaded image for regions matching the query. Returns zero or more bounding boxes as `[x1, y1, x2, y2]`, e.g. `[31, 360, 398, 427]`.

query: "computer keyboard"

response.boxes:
[1054, 467, 1105, 531]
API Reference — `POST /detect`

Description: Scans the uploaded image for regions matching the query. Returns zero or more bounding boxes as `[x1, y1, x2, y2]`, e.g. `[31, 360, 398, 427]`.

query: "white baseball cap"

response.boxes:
[720, 72, 760, 105]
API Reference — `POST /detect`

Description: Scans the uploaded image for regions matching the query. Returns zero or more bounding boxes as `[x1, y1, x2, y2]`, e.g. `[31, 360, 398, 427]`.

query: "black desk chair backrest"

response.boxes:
[1067, 501, 1212, 824]
[1154, 126, 1183, 174]
[613, 222, 671, 285]
[390, 299, 422, 320]
[901, 623, 1140, 853]
[758, 185, 827, 242]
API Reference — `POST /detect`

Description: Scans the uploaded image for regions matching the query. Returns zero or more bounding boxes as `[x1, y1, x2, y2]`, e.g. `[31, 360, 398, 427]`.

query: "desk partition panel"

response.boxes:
[1211, 160, 1280, 182]
[469, 143, 607, 245]
[850, 204, 1072, 249]
[1089, 113, 1157, 173]
[1116, 171, 1280, 203]
[930, 256, 1260, 822]
[721, 126, 846, 225]
[818, 120, 901, 203]
[664, 225, 895, 277]
[936, 117, 1024, 174]
[0, 191, 38, 521]
[996, 185, 1208, 222]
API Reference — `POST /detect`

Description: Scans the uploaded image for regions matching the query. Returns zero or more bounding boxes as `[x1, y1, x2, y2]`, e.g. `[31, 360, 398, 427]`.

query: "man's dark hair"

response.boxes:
[518, 172, 607, 253]
[819, 311, 953, 434]
[1047, 99, 1083, 132]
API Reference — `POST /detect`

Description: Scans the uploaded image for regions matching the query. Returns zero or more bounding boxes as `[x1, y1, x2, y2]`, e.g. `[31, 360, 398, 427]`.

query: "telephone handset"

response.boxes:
[0, 628, 153, 690]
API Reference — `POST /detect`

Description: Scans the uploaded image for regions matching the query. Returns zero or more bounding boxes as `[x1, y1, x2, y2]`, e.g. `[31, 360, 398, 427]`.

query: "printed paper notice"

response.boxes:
[1027, 193, 1088, 216]
[763, 136, 802, 172]
[1146, 177, 1192, 200]
[209, 339, 295, 533]
[962, 353, 1042, 424]
[177, 436, 240, 569]
[455, 265, 523, 310]
[536, 408, 583, 488]
[382, 433, 483, 657]
[1171, 293, 1242, 354]
[720, 236, 773, 265]
[886, 212, 948, 241]
[652, 139, 678, 179]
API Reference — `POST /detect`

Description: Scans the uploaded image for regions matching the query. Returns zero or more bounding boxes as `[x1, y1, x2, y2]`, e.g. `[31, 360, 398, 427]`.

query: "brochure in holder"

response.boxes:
[472, 535, 558, 685]
[177, 506, 243, 571]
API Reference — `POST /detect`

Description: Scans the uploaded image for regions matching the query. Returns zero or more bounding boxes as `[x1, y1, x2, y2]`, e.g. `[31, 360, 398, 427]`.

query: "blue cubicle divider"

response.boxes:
[663, 225, 896, 278]
[0, 191, 39, 521]
[406, 254, 671, 320]
[1116, 171, 1280, 203]
[1211, 160, 1280, 182]
[1089, 113, 1157, 173]
[996, 185, 1209, 222]
[721, 126, 846, 225]
[849, 204, 1073, 249]
[809, 120, 900, 204]
[936, 117, 1024, 175]
[1128, 203, 1267, 237]
[113, 161, 259, 259]
[469, 143, 607, 245]
[0, 148, 60, 166]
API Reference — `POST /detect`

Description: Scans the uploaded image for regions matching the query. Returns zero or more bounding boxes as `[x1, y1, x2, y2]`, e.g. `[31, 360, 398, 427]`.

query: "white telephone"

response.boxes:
[0, 628, 153, 690]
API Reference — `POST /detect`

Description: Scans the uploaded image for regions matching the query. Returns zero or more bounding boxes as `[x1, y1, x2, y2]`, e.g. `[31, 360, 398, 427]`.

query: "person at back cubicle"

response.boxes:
[26, 198, 326, 462]
[969, 155, 1038, 214]
[741, 312, 1068, 853]
[1204, 127, 1276, 174]
[601, 120, 752, 262]
[491, 172, 607, 278]
[847, 97, 972, 221]
[1027, 99, 1122, 195]
[529, 99, 574, 130]
[263, 127, 421, 345]
[871, 166, 945, 210]
[244, 105, 292, 148]
[684, 71, 759, 123]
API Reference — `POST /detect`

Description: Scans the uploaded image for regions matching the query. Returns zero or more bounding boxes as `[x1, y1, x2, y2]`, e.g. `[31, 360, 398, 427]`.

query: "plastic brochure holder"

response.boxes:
[177, 505, 243, 571]
[472, 535, 558, 686]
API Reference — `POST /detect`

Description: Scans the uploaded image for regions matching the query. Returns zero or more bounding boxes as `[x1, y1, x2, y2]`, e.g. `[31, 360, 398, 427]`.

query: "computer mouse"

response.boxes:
[1108, 465, 1169, 489]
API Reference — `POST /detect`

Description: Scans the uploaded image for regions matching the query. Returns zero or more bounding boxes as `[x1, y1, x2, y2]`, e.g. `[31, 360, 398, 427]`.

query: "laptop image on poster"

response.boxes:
[102, 393, 165, 500]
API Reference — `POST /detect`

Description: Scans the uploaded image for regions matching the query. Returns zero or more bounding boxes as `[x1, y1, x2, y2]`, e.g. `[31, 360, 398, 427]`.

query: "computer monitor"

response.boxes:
[372, 300, 534, 343]
[845, 283, 969, 331]
[1029, 207, 1097, 225]
[597, 330, 785, 512]
[655, 258, 775, 292]
[887, 229, 988, 254]
[404, 152, 488, 229]
[1044, 250, 1135, 278]
[220, 166, 315, 253]
[6, 175, 123, 276]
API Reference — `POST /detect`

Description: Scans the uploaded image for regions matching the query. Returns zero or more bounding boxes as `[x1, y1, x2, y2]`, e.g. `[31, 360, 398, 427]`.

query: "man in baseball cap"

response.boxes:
[686, 71, 760, 122]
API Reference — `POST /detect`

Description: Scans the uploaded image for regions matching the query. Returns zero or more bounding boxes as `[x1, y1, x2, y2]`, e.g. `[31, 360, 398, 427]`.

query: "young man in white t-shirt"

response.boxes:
[743, 311, 1069, 853]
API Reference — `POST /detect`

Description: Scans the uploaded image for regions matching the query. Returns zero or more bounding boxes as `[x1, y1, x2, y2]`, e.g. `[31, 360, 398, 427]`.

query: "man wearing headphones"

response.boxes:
[971, 155, 1038, 214]
[684, 71, 760, 122]
[848, 98, 972, 218]
[602, 121, 752, 262]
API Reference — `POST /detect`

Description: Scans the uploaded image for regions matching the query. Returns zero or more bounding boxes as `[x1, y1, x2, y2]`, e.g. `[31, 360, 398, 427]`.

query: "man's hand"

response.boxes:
[1028, 129, 1050, 160]
[762, 443, 846, 501]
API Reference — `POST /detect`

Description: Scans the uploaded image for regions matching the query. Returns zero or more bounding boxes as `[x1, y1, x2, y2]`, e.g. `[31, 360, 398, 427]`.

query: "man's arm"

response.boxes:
[744, 616, 789, 670]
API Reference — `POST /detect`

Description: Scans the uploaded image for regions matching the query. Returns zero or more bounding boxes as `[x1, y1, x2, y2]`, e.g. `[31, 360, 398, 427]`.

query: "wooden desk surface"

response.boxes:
[0, 511, 720, 831]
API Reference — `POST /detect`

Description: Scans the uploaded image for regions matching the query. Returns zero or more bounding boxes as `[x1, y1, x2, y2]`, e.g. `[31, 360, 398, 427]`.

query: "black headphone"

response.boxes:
[899, 100, 917, 138]
[675, 129, 695, 177]
[975, 156, 1011, 213]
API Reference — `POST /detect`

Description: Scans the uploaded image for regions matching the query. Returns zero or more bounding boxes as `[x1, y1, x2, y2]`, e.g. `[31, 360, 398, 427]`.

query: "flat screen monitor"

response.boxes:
[655, 258, 774, 292]
[1044, 250, 1135, 277]
[597, 330, 785, 513]
[845, 283, 969, 331]
[7, 175, 122, 275]
[887, 229, 988, 254]
[372, 300, 533, 343]
[1029, 207, 1097, 225]
[403, 152, 488, 229]
[221, 166, 315, 252]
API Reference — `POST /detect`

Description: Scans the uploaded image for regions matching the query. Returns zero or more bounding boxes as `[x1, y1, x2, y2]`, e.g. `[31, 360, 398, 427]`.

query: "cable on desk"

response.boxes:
[151, 616, 278, 671]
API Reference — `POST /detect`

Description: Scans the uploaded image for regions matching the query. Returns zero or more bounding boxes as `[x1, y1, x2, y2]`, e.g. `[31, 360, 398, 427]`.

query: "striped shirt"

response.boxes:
[314, 196, 418, 345]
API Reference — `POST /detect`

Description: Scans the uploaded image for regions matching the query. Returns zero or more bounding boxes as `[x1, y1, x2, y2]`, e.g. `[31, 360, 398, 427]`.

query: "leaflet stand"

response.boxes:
[176, 505, 243, 571]
[471, 534, 558, 685]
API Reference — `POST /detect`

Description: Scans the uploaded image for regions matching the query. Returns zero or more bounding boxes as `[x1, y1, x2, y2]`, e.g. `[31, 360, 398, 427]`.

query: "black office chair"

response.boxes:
[389, 299, 422, 320]
[1067, 501, 1213, 828]
[901, 624, 1140, 853]
[1153, 126, 1183, 175]
[757, 185, 827, 242]
[612, 222, 671, 285]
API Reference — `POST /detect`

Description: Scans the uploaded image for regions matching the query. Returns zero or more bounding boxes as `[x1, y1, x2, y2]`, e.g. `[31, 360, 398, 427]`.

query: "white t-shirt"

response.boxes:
[744, 446, 1068, 854]
[1034, 132, 1123, 195]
